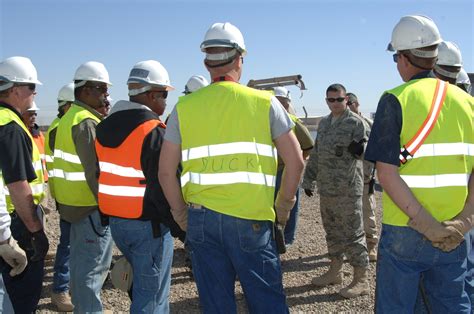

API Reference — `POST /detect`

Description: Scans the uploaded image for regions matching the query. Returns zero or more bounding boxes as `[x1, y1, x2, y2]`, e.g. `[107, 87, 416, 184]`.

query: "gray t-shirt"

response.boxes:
[164, 96, 294, 144]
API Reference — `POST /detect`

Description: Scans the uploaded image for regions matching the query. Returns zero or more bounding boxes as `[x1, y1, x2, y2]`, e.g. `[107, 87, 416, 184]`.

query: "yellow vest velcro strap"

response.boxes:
[181, 171, 276, 187]
[401, 173, 470, 188]
[182, 142, 277, 162]
[54, 149, 81, 164]
[98, 161, 144, 178]
[53, 169, 86, 181]
[98, 184, 146, 197]
[411, 143, 474, 159]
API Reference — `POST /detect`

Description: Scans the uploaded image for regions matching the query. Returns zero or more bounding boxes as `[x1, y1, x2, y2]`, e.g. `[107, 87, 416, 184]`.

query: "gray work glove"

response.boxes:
[171, 206, 188, 232]
[0, 237, 28, 276]
[408, 206, 464, 243]
[275, 192, 296, 226]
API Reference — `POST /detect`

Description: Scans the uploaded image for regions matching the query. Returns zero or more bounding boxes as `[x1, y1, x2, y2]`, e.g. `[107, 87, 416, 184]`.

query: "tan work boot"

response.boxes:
[339, 266, 370, 298]
[51, 291, 74, 312]
[368, 243, 377, 262]
[311, 259, 343, 287]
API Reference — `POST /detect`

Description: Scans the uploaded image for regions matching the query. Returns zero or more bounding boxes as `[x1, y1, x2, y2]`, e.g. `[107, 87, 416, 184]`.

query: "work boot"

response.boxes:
[51, 291, 74, 312]
[367, 243, 377, 262]
[339, 266, 370, 298]
[311, 259, 343, 287]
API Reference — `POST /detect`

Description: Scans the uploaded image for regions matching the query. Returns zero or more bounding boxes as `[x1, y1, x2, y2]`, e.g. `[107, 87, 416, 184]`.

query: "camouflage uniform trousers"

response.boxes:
[320, 194, 369, 267]
[362, 184, 378, 248]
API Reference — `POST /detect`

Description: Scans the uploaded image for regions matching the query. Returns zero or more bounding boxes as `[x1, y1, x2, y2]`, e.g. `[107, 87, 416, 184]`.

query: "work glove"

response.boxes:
[347, 140, 365, 158]
[304, 189, 314, 197]
[0, 237, 28, 276]
[275, 192, 296, 226]
[30, 229, 49, 262]
[432, 204, 474, 252]
[408, 206, 464, 243]
[171, 206, 188, 232]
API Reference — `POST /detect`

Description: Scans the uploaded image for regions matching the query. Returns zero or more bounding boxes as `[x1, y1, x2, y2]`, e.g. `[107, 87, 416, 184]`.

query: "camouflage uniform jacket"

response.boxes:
[357, 113, 375, 183]
[302, 108, 367, 197]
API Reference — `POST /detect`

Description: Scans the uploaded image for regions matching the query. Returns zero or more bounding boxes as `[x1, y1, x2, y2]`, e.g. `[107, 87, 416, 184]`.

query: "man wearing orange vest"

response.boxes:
[96, 60, 184, 313]
[21, 101, 47, 182]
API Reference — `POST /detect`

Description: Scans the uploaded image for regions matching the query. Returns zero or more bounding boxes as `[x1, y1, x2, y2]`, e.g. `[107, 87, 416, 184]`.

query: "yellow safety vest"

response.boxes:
[0, 107, 45, 213]
[177, 82, 278, 221]
[53, 104, 100, 206]
[382, 78, 474, 225]
[44, 117, 60, 198]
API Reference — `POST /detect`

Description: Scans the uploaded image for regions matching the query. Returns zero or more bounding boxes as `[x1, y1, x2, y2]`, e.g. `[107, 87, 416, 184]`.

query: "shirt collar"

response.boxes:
[73, 100, 103, 120]
[410, 70, 436, 81]
[0, 101, 22, 120]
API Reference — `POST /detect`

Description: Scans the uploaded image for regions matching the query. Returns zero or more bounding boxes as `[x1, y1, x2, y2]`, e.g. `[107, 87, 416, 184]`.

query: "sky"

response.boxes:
[1, 0, 473, 125]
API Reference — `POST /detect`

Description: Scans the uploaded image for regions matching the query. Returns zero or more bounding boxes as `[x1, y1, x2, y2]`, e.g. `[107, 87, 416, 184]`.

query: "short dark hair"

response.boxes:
[346, 92, 358, 102]
[326, 83, 346, 95]
[400, 44, 438, 70]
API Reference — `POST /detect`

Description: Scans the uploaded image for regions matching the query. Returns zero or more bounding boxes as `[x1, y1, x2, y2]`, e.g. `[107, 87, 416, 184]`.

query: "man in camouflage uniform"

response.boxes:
[302, 83, 369, 298]
[347, 92, 378, 261]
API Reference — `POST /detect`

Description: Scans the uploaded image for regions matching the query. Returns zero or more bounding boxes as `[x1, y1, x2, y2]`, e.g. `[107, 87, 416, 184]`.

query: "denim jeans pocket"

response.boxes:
[187, 207, 205, 244]
[381, 226, 424, 261]
[237, 220, 271, 253]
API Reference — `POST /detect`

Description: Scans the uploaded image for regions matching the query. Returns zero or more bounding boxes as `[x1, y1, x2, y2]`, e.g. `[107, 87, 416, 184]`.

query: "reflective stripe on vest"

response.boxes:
[96, 119, 162, 218]
[382, 78, 474, 226]
[178, 82, 277, 222]
[45, 117, 60, 197]
[0, 107, 45, 213]
[53, 104, 100, 206]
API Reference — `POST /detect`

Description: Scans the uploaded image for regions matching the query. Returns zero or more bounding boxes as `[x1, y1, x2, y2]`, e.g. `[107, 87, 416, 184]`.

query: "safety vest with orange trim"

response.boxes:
[96, 119, 165, 219]
[32, 130, 48, 181]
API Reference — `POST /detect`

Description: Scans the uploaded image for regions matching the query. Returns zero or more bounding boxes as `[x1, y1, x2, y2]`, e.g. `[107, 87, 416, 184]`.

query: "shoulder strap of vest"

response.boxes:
[399, 79, 449, 164]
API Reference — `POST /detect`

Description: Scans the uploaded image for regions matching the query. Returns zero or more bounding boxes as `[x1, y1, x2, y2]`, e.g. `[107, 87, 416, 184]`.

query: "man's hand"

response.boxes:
[304, 189, 313, 197]
[0, 237, 28, 276]
[171, 206, 188, 232]
[30, 229, 49, 262]
[432, 233, 465, 252]
[275, 192, 296, 226]
[408, 206, 464, 243]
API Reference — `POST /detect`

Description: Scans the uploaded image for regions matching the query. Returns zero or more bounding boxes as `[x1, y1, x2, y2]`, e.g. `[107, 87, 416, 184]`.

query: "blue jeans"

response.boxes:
[187, 206, 288, 314]
[69, 210, 113, 313]
[466, 228, 474, 305]
[2, 212, 44, 313]
[110, 218, 173, 313]
[0, 275, 13, 313]
[275, 169, 300, 245]
[376, 224, 471, 313]
[53, 218, 71, 293]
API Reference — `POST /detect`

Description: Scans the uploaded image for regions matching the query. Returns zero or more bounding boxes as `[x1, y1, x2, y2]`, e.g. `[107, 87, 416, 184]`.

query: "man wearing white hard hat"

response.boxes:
[457, 68, 472, 95]
[45, 82, 74, 311]
[273, 86, 313, 246]
[365, 15, 473, 312]
[183, 75, 209, 95]
[433, 41, 463, 84]
[96, 60, 184, 312]
[160, 22, 303, 312]
[52, 61, 113, 312]
[0, 56, 49, 312]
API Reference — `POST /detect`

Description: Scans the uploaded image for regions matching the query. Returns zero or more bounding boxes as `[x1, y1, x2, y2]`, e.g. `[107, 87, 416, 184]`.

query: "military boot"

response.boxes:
[367, 243, 377, 262]
[339, 266, 369, 298]
[311, 259, 343, 287]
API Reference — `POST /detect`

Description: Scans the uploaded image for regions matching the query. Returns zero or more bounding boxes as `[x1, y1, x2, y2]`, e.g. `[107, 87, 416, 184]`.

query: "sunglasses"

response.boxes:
[16, 83, 36, 91]
[393, 53, 400, 63]
[86, 85, 108, 93]
[150, 90, 168, 99]
[326, 97, 345, 103]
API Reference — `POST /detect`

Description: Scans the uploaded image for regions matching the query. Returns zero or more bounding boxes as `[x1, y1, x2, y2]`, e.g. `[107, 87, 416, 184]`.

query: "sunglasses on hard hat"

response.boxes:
[16, 83, 36, 91]
[326, 97, 345, 103]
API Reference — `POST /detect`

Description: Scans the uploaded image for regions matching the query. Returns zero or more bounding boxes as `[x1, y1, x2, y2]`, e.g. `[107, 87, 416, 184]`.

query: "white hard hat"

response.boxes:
[0, 56, 42, 91]
[436, 41, 462, 67]
[456, 68, 472, 94]
[274, 87, 291, 100]
[201, 22, 247, 60]
[387, 15, 442, 56]
[26, 101, 40, 112]
[184, 75, 209, 94]
[111, 257, 133, 292]
[74, 61, 112, 88]
[127, 60, 174, 96]
[57, 83, 75, 107]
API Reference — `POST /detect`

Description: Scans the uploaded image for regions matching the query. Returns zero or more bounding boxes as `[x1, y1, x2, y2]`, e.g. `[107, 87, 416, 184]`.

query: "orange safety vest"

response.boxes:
[32, 131, 48, 181]
[95, 119, 164, 218]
